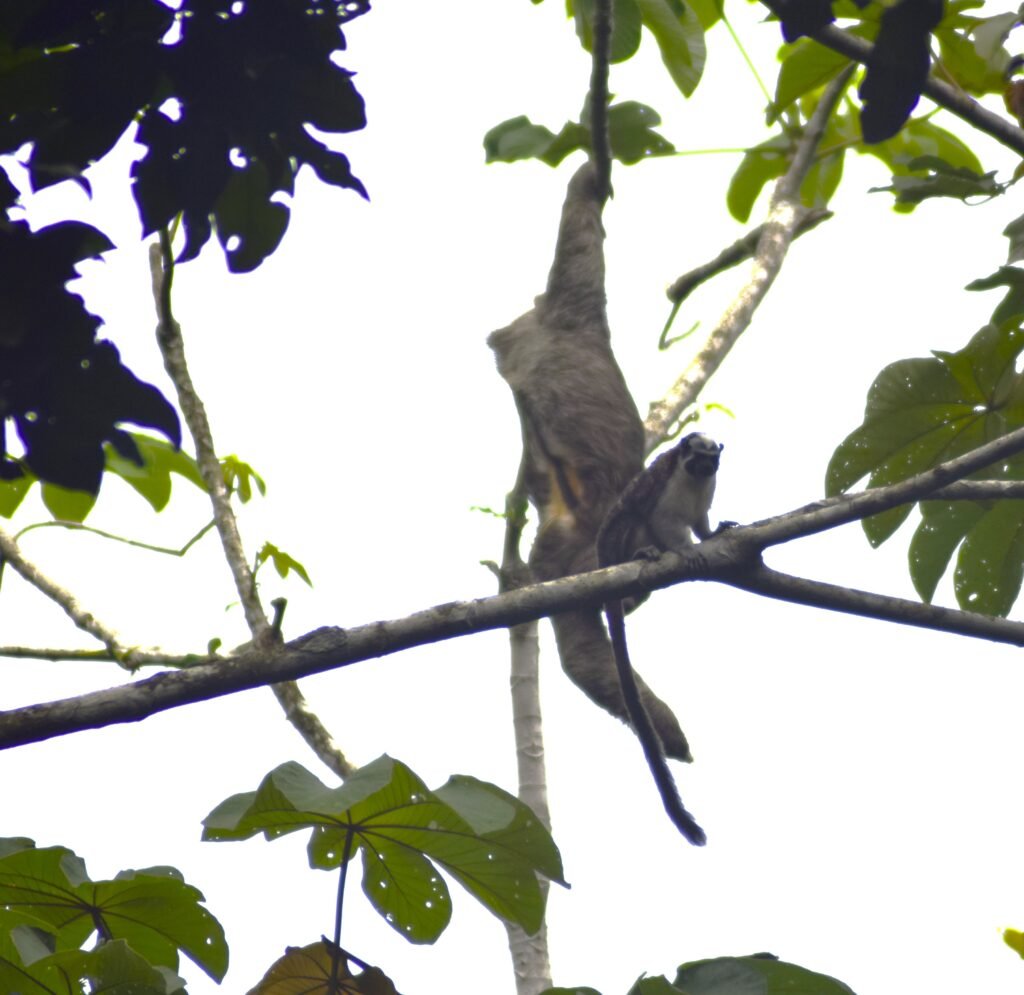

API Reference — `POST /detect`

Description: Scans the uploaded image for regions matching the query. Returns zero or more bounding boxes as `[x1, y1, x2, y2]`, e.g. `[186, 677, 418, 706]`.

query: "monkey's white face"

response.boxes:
[680, 433, 722, 479]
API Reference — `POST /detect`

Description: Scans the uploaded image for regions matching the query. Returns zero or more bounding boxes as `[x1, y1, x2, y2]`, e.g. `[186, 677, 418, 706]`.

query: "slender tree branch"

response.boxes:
[645, 67, 854, 449]
[149, 236, 355, 779]
[665, 208, 832, 307]
[808, 22, 1024, 158]
[0, 645, 213, 666]
[0, 525, 141, 668]
[589, 0, 613, 201]
[15, 518, 216, 557]
[743, 424, 1024, 548]
[500, 462, 553, 995]
[151, 236, 271, 642]
[7, 426, 1024, 749]
[731, 561, 1024, 644]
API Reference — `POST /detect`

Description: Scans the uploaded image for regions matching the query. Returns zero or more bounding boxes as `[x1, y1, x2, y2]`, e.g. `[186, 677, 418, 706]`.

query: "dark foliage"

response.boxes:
[0, 220, 181, 493]
[0, 0, 369, 493]
[860, 0, 944, 143]
[762, 0, 836, 43]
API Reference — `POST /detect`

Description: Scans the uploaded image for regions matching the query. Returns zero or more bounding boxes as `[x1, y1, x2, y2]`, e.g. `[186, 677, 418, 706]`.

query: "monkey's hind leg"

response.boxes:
[549, 608, 692, 763]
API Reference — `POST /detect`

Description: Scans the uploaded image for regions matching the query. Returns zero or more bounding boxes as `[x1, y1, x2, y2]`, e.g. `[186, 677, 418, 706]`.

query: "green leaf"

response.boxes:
[862, 118, 985, 212]
[572, 0, 643, 62]
[936, 24, 1006, 95]
[35, 939, 187, 994]
[484, 116, 560, 163]
[636, 0, 706, 97]
[1004, 927, 1024, 958]
[221, 454, 266, 504]
[361, 838, 452, 943]
[967, 267, 1024, 327]
[828, 324, 1024, 610]
[106, 434, 205, 512]
[0, 474, 31, 517]
[674, 955, 856, 994]
[483, 103, 672, 167]
[773, 39, 852, 121]
[909, 499, 986, 602]
[40, 482, 96, 523]
[607, 101, 675, 163]
[202, 756, 565, 941]
[954, 497, 1024, 615]
[1003, 213, 1024, 265]
[870, 154, 1002, 207]
[0, 843, 227, 984]
[630, 976, 683, 994]
[726, 135, 789, 222]
[255, 541, 313, 586]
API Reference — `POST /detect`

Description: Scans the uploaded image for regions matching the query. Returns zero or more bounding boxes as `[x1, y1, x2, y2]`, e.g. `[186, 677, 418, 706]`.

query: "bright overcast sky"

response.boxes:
[5, 1, 1024, 994]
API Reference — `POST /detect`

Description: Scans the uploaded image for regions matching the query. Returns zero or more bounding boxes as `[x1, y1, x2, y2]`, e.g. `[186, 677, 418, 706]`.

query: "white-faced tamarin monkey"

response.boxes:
[487, 162, 692, 764]
[597, 432, 723, 846]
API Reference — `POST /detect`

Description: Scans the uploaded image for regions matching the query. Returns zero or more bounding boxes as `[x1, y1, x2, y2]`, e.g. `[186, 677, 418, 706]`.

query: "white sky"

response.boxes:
[4, 1, 1024, 993]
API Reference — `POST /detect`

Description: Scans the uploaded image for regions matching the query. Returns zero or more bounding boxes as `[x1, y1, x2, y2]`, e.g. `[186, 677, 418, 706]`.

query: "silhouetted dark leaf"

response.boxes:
[859, 0, 944, 143]
[0, 219, 180, 494]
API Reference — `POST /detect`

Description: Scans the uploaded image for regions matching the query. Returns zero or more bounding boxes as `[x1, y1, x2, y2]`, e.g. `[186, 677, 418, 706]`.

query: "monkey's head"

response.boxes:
[678, 432, 722, 478]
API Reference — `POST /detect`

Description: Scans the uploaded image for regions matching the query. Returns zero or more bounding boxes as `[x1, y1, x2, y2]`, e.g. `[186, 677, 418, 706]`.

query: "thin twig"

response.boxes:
[149, 235, 355, 779]
[645, 67, 854, 450]
[0, 525, 141, 668]
[0, 645, 214, 666]
[589, 0, 614, 201]
[665, 209, 832, 307]
[15, 518, 216, 557]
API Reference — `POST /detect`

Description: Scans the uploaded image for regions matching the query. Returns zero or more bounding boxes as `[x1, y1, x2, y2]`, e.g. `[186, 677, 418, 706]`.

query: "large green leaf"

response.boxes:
[827, 323, 1024, 613]
[571, 0, 643, 62]
[0, 840, 227, 984]
[674, 955, 855, 994]
[203, 756, 565, 942]
[636, 0, 706, 97]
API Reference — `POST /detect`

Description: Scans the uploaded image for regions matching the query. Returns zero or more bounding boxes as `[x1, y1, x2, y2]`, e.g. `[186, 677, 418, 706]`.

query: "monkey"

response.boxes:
[487, 162, 692, 763]
[596, 432, 724, 846]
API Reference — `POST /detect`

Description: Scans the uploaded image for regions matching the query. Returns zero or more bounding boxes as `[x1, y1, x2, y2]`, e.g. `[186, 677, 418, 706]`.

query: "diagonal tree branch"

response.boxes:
[645, 66, 854, 449]
[150, 236, 355, 779]
[807, 22, 1024, 158]
[0, 525, 141, 667]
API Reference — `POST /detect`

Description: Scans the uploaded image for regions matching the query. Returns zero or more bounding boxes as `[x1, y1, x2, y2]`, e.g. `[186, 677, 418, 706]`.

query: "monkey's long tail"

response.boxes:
[604, 601, 707, 846]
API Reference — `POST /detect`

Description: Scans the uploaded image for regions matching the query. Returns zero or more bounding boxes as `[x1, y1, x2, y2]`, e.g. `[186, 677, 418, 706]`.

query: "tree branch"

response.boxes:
[0, 525, 141, 667]
[150, 236, 355, 779]
[808, 22, 1024, 158]
[731, 561, 1024, 644]
[8, 423, 1024, 749]
[665, 208, 832, 307]
[645, 66, 854, 449]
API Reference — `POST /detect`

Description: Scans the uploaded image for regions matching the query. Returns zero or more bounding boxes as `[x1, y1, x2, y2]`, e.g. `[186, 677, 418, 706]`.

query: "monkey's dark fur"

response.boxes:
[487, 163, 691, 763]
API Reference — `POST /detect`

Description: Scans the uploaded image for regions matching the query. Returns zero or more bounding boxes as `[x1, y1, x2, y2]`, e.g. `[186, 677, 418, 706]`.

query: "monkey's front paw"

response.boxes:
[715, 521, 739, 534]
[632, 545, 662, 562]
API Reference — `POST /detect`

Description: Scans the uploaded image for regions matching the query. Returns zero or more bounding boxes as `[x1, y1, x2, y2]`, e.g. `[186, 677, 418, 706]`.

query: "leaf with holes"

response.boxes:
[203, 756, 565, 943]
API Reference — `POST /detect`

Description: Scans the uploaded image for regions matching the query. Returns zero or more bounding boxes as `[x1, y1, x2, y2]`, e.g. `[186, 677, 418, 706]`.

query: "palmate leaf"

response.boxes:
[248, 939, 400, 995]
[0, 839, 227, 984]
[673, 955, 855, 994]
[827, 322, 1024, 615]
[203, 756, 565, 943]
